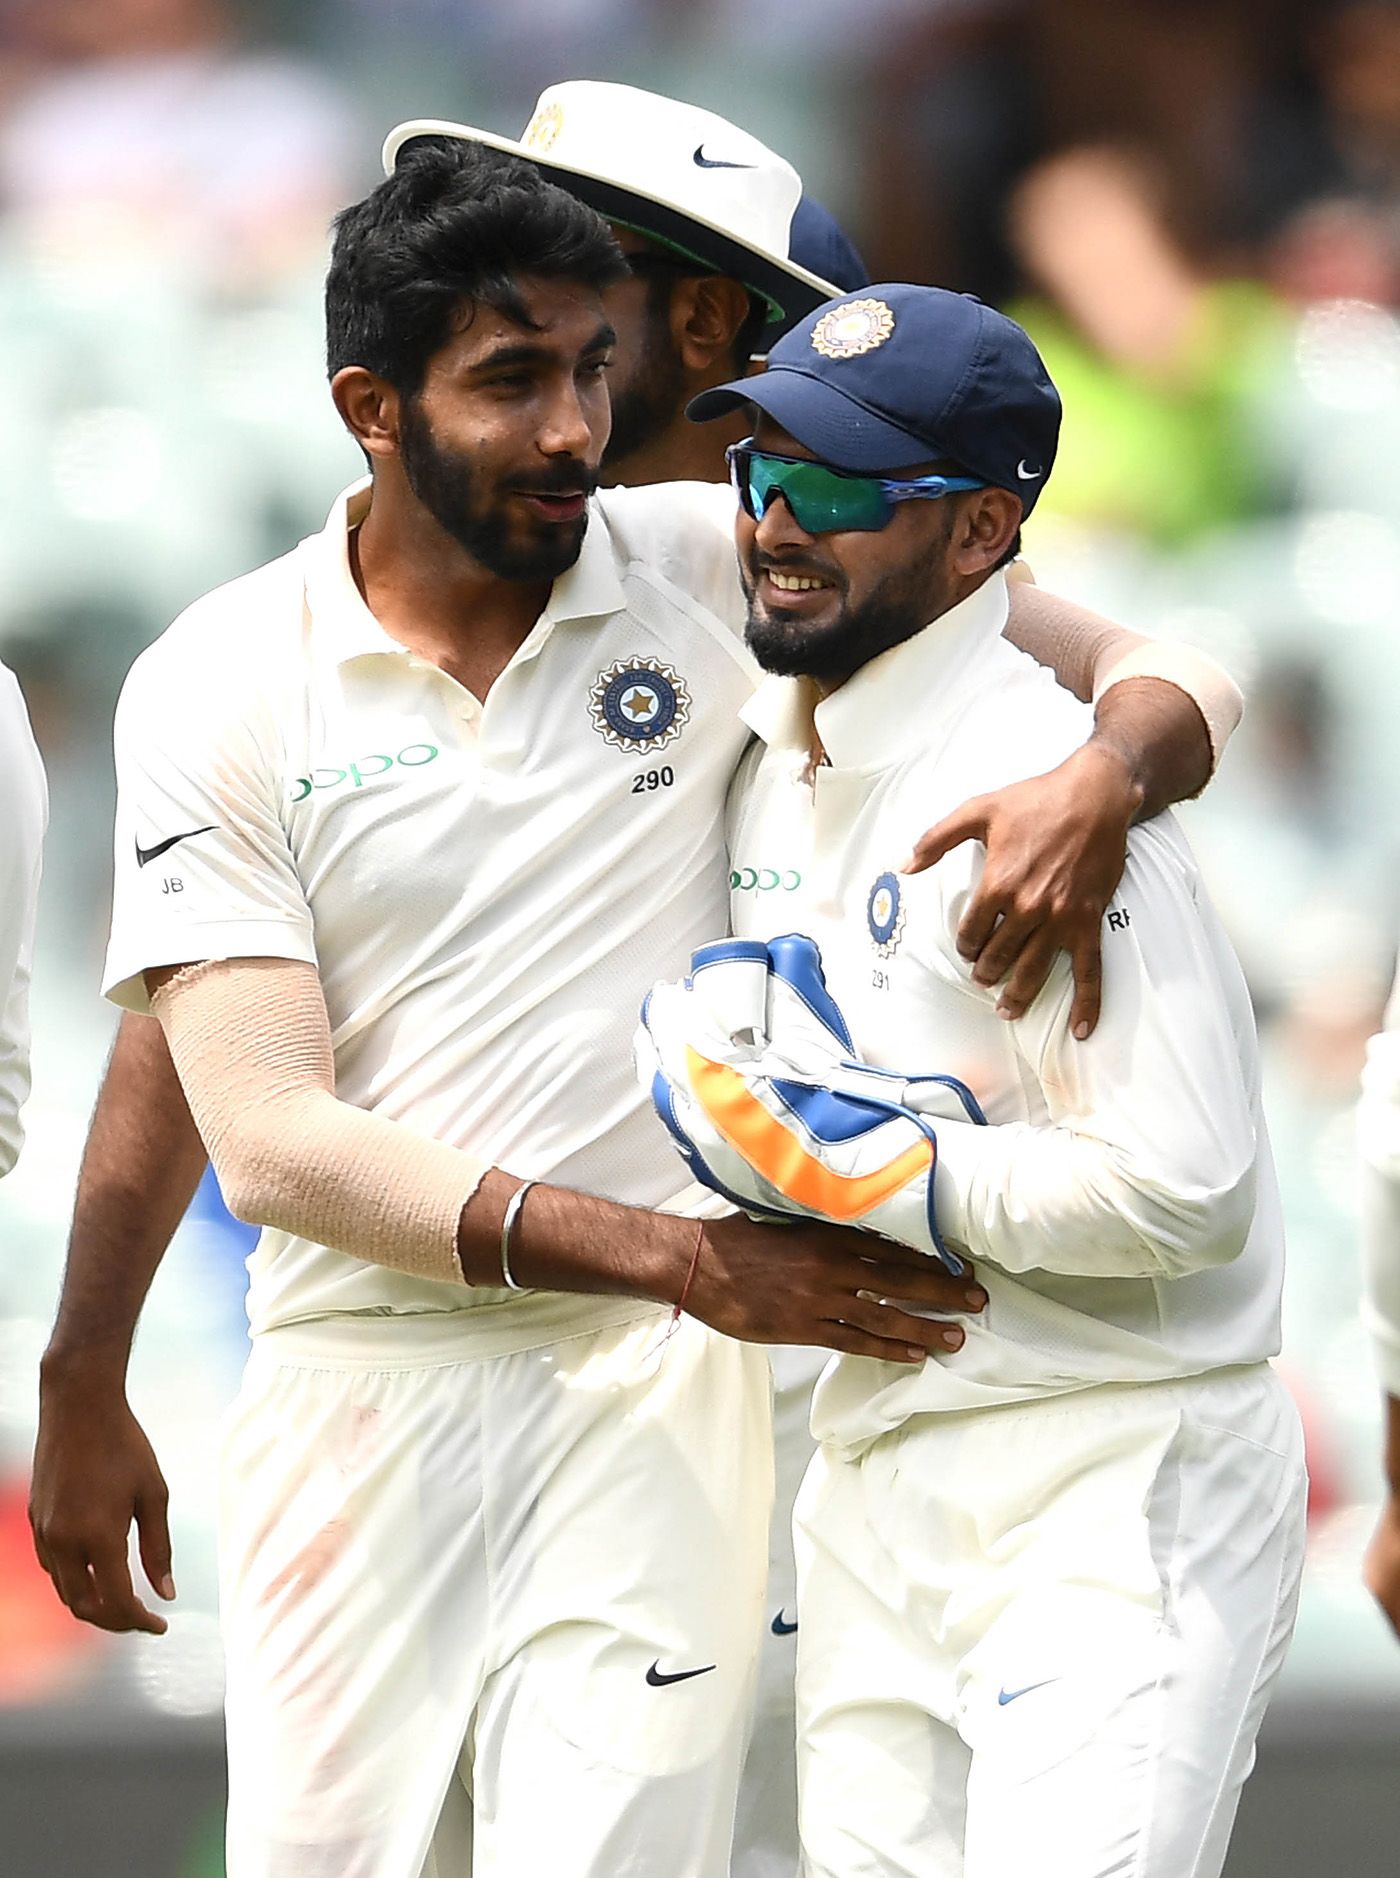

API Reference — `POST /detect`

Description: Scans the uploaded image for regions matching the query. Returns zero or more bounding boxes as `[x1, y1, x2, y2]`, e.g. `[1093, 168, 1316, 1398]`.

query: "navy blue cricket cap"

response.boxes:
[689, 282, 1061, 514]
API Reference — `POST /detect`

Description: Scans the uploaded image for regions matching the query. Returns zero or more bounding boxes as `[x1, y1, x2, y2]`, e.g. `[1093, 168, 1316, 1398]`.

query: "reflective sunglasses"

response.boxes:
[727, 440, 986, 534]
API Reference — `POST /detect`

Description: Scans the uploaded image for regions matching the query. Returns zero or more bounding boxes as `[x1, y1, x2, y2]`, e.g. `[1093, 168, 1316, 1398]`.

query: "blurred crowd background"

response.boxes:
[1, 0, 1400, 1870]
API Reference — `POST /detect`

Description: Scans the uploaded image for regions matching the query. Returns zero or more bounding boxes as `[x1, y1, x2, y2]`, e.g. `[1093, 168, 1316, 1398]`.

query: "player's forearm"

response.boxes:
[457, 1168, 694, 1302]
[1087, 677, 1211, 822]
[149, 956, 696, 1299]
[932, 1113, 1257, 1282]
[1005, 586, 1240, 809]
[42, 1013, 207, 1380]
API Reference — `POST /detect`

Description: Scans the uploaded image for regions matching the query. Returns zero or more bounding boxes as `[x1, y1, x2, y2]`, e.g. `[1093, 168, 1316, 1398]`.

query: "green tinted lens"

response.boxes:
[747, 454, 891, 532]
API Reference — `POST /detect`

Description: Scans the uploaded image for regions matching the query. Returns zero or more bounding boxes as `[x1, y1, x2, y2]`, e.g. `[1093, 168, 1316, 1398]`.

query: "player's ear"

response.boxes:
[331, 366, 401, 460]
[950, 488, 1022, 577]
[670, 274, 754, 378]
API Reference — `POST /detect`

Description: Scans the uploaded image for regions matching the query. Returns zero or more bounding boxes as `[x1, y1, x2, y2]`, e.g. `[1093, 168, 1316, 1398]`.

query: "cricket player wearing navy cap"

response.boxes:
[685, 284, 1307, 1878]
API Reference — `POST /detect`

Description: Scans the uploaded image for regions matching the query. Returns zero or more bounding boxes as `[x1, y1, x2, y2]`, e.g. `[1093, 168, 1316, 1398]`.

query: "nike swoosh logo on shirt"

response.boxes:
[693, 145, 754, 170]
[771, 1609, 799, 1636]
[135, 826, 216, 868]
[646, 1660, 717, 1687]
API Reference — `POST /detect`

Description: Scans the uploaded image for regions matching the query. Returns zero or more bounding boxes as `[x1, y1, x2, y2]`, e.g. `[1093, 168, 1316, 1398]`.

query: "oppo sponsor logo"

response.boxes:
[730, 866, 802, 892]
[290, 743, 439, 802]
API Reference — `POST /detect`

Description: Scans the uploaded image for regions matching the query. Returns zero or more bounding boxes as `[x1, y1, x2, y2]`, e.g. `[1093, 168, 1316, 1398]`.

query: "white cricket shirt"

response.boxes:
[0, 662, 46, 1177]
[104, 478, 754, 1347]
[728, 571, 1284, 1451]
[1360, 969, 1400, 1396]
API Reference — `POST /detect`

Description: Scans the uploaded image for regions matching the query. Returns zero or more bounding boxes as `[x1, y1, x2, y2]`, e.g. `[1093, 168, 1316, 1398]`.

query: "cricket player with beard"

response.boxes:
[93, 137, 1000, 1878]
[33, 90, 1242, 1878]
[652, 282, 1308, 1877]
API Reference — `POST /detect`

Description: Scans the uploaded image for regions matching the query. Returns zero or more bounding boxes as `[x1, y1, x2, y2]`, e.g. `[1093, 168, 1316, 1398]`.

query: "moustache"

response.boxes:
[749, 550, 846, 592]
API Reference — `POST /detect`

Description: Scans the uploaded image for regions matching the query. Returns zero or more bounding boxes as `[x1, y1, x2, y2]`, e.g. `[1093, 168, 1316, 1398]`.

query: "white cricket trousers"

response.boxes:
[795, 1363, 1307, 1878]
[218, 1308, 773, 1878]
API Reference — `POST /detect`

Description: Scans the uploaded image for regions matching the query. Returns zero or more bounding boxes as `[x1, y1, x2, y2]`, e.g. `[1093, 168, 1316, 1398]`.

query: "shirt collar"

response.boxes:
[740, 570, 1010, 770]
[541, 493, 627, 624]
[303, 478, 403, 666]
[302, 481, 628, 667]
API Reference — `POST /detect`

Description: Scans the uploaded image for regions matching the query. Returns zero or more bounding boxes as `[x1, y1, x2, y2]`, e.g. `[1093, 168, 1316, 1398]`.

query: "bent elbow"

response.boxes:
[205, 1113, 287, 1231]
[213, 1156, 270, 1229]
[1142, 1162, 1256, 1278]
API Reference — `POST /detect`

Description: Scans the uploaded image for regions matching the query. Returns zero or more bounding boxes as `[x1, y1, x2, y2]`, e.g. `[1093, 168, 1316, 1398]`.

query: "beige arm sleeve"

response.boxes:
[150, 956, 486, 1286]
[1004, 584, 1242, 770]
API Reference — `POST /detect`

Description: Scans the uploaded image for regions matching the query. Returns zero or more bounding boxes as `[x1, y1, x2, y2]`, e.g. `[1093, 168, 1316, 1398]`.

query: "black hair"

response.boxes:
[325, 138, 628, 397]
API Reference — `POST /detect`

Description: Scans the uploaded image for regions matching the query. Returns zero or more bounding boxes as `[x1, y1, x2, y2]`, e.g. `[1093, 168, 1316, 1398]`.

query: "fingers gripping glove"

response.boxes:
[636, 934, 985, 1274]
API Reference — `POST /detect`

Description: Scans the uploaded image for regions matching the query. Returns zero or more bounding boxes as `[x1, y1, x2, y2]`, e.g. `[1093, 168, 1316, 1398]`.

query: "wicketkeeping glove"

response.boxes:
[636, 934, 985, 1274]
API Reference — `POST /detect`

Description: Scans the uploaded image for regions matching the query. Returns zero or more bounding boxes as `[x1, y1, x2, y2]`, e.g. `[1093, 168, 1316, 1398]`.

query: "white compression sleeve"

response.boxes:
[150, 957, 486, 1286]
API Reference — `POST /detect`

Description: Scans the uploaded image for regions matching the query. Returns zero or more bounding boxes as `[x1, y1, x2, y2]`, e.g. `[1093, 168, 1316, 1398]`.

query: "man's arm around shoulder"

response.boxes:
[908, 583, 1241, 1037]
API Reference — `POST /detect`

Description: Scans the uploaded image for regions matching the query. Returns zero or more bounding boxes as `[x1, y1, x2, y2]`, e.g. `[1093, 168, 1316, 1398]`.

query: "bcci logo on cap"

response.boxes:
[591, 658, 691, 751]
[523, 101, 565, 152]
[811, 298, 896, 360]
[867, 871, 905, 957]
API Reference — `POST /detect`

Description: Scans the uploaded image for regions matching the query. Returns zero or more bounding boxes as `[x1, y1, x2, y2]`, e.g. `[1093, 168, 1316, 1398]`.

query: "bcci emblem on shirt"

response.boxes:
[590, 658, 691, 751]
[867, 871, 905, 957]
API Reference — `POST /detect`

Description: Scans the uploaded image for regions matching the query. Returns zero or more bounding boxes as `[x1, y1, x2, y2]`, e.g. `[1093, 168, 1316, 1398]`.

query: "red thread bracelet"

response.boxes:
[672, 1220, 705, 1323]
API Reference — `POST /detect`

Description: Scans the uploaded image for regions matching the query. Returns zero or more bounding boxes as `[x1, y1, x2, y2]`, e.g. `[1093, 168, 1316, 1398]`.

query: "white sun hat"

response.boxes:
[381, 81, 838, 322]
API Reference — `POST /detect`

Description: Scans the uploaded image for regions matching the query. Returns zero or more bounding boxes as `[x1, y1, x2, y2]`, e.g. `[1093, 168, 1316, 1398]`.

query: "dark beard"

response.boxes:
[742, 521, 956, 685]
[398, 398, 593, 583]
[601, 283, 686, 472]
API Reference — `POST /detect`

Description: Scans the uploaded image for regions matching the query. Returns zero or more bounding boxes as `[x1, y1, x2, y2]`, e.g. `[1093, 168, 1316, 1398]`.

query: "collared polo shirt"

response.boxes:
[728, 571, 1283, 1451]
[0, 662, 46, 1177]
[104, 478, 755, 1345]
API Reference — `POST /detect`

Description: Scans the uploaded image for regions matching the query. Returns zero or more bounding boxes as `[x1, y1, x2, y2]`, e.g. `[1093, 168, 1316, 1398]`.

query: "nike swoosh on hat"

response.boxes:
[381, 82, 838, 324]
[693, 145, 754, 170]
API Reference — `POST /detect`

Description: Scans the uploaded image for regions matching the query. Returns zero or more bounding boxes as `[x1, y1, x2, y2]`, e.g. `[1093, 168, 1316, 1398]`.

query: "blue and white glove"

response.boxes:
[636, 934, 985, 1274]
